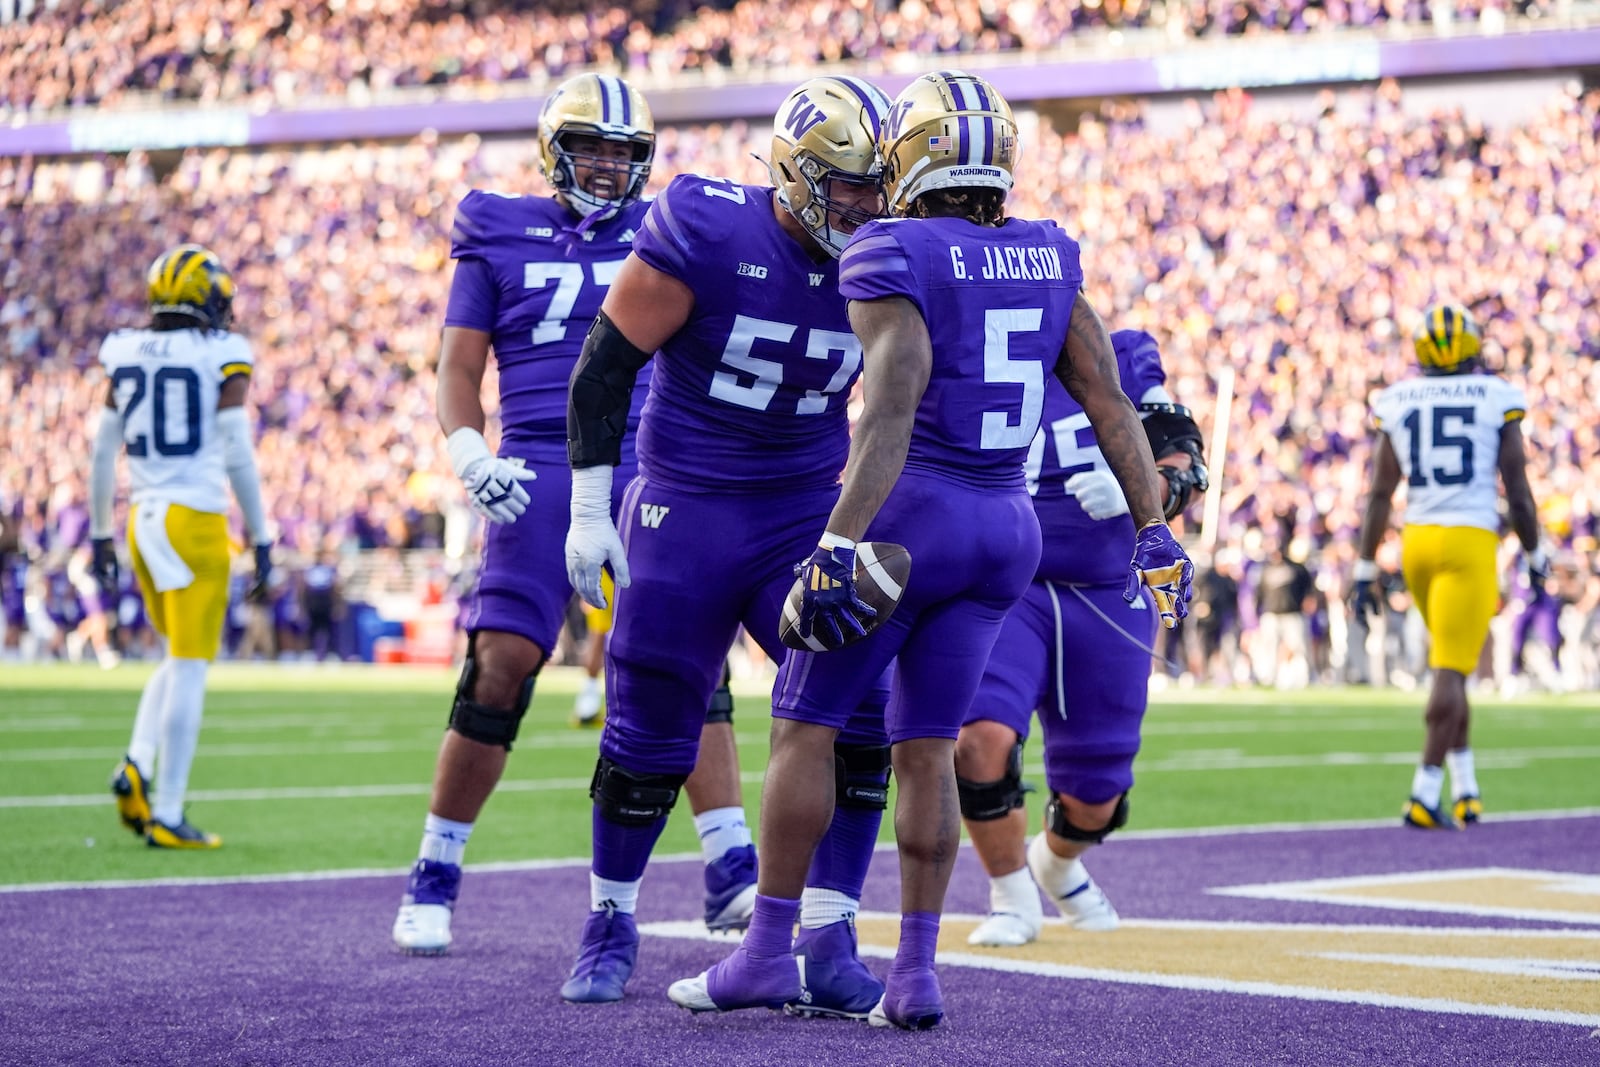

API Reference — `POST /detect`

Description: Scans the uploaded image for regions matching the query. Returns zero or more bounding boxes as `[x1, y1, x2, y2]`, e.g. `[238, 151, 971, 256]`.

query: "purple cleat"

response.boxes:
[667, 943, 800, 1013]
[868, 968, 945, 1031]
[703, 844, 758, 932]
[560, 906, 639, 1004]
[785, 919, 884, 1020]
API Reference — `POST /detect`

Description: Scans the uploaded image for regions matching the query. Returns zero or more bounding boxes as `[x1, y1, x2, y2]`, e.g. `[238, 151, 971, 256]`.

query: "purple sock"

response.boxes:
[892, 911, 941, 974]
[591, 806, 669, 883]
[806, 804, 882, 899]
[743, 894, 800, 957]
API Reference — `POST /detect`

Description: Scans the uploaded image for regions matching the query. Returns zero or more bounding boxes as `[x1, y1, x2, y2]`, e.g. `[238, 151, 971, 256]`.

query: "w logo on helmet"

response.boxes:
[782, 96, 828, 140]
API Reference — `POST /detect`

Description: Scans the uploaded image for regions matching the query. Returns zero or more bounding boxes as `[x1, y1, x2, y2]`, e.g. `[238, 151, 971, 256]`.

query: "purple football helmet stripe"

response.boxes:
[972, 77, 993, 112]
[957, 116, 971, 164]
[982, 117, 995, 164]
[833, 76, 883, 133]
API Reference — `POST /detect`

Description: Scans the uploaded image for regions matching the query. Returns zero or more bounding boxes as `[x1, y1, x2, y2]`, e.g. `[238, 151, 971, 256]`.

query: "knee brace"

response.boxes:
[957, 741, 1032, 821]
[705, 661, 735, 725]
[834, 742, 891, 811]
[1045, 790, 1130, 844]
[447, 634, 538, 749]
[590, 756, 687, 826]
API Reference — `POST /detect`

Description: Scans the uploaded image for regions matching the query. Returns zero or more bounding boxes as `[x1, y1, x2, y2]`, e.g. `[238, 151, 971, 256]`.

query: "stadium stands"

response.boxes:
[0, 4, 1596, 686]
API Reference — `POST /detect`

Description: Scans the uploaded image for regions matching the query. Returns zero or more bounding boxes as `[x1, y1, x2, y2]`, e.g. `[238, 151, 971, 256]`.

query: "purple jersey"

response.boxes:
[446, 190, 652, 444]
[839, 215, 1083, 488]
[632, 174, 861, 493]
[1027, 330, 1167, 585]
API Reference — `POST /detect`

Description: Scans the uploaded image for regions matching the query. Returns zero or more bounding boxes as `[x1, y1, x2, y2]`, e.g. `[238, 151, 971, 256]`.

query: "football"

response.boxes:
[779, 541, 912, 652]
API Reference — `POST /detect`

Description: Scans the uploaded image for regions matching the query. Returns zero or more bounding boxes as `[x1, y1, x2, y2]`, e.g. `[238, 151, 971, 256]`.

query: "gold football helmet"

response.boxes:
[537, 73, 655, 220]
[768, 75, 889, 258]
[148, 244, 235, 330]
[1414, 304, 1482, 375]
[879, 70, 1018, 217]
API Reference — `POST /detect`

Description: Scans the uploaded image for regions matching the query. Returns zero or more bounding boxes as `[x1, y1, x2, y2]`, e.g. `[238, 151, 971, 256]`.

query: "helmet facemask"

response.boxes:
[548, 129, 655, 222]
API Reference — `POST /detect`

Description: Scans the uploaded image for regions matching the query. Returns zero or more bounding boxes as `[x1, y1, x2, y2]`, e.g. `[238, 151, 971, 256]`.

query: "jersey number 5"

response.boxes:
[111, 366, 201, 458]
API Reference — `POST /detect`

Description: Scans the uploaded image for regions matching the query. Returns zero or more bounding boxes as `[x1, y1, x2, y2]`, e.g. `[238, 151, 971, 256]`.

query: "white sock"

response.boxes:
[1030, 837, 1090, 901]
[128, 657, 174, 773]
[988, 866, 1044, 919]
[1412, 764, 1445, 809]
[800, 887, 859, 929]
[419, 813, 474, 866]
[580, 677, 600, 699]
[1445, 749, 1478, 799]
[693, 806, 752, 865]
[151, 658, 208, 826]
[591, 873, 641, 914]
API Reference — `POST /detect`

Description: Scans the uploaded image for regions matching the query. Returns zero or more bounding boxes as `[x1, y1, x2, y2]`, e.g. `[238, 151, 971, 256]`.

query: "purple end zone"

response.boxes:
[4, 817, 1597, 1067]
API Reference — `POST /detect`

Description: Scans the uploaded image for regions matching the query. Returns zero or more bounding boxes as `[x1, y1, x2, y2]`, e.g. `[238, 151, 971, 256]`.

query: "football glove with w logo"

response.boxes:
[1126, 521, 1193, 629]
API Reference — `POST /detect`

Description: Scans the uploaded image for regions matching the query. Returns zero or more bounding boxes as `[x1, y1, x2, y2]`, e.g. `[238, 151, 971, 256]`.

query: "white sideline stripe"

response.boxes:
[1307, 952, 1600, 981]
[0, 730, 770, 762]
[642, 915, 1600, 1028]
[6, 810, 1598, 895]
[0, 770, 767, 809]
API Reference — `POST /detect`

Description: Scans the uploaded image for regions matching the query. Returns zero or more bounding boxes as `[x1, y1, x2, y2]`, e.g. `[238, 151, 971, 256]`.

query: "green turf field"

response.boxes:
[7, 662, 1599, 885]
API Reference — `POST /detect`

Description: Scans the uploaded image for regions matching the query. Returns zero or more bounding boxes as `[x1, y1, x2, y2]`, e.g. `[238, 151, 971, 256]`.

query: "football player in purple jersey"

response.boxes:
[957, 329, 1207, 949]
[391, 73, 756, 957]
[563, 75, 896, 1012]
[670, 71, 1194, 1031]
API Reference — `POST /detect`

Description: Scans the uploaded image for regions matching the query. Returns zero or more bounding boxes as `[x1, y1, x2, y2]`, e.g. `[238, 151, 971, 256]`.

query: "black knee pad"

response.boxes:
[834, 742, 891, 811]
[705, 666, 735, 725]
[957, 741, 1032, 821]
[1046, 790, 1130, 844]
[590, 756, 687, 826]
[446, 633, 538, 750]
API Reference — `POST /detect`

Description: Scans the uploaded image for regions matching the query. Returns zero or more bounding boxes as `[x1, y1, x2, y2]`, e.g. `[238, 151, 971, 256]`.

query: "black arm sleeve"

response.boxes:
[1139, 402, 1210, 520]
[567, 310, 655, 469]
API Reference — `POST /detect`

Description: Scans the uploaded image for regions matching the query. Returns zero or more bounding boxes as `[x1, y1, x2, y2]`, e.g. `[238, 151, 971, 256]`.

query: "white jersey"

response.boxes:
[98, 327, 254, 515]
[1370, 371, 1526, 532]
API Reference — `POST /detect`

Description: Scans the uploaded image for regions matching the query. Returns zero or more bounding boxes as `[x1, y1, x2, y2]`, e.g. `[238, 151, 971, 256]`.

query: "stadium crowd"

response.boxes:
[0, 0, 1576, 115]
[3, 78, 1597, 689]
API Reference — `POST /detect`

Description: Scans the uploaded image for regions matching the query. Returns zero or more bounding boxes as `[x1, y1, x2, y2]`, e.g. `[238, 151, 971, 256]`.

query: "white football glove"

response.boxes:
[1064, 469, 1130, 521]
[567, 465, 629, 609]
[447, 427, 536, 525]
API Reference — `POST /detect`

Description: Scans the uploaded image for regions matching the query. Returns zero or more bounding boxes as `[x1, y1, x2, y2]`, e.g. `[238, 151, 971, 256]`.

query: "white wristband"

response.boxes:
[1352, 559, 1379, 582]
[818, 531, 856, 552]
[445, 426, 493, 478]
[571, 464, 613, 523]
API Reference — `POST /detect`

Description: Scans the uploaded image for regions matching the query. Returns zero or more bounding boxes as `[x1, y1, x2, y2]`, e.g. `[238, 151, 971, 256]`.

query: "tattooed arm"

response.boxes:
[1055, 293, 1166, 528]
[823, 296, 933, 542]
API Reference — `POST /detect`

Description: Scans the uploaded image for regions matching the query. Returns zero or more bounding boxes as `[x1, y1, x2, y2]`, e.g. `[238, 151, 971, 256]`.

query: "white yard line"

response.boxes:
[4, 810, 1597, 894]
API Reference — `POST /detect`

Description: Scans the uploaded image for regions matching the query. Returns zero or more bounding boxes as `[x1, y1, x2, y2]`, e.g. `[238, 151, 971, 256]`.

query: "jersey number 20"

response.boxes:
[111, 366, 201, 458]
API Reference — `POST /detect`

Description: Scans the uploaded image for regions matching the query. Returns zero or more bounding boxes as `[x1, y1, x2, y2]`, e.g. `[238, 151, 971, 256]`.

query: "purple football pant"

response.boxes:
[602, 476, 888, 776]
[465, 439, 635, 654]
[966, 579, 1157, 804]
[773, 472, 1041, 743]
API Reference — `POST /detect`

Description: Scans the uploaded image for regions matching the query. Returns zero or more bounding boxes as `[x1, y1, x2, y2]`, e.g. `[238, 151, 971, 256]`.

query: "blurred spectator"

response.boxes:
[1, 0, 1579, 116]
[3, 80, 1599, 684]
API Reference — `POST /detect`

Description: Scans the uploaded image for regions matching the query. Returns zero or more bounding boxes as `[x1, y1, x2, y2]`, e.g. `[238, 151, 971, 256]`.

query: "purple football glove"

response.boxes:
[796, 538, 878, 651]
[1125, 521, 1193, 629]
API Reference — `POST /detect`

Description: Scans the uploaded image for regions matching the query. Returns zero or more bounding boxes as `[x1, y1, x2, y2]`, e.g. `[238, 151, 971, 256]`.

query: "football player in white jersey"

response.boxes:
[90, 244, 273, 849]
[1351, 304, 1544, 830]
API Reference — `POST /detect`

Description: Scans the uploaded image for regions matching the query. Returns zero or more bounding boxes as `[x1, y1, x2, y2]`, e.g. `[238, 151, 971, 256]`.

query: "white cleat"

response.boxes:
[667, 971, 719, 1012]
[1027, 834, 1120, 932]
[393, 903, 453, 955]
[967, 910, 1042, 947]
